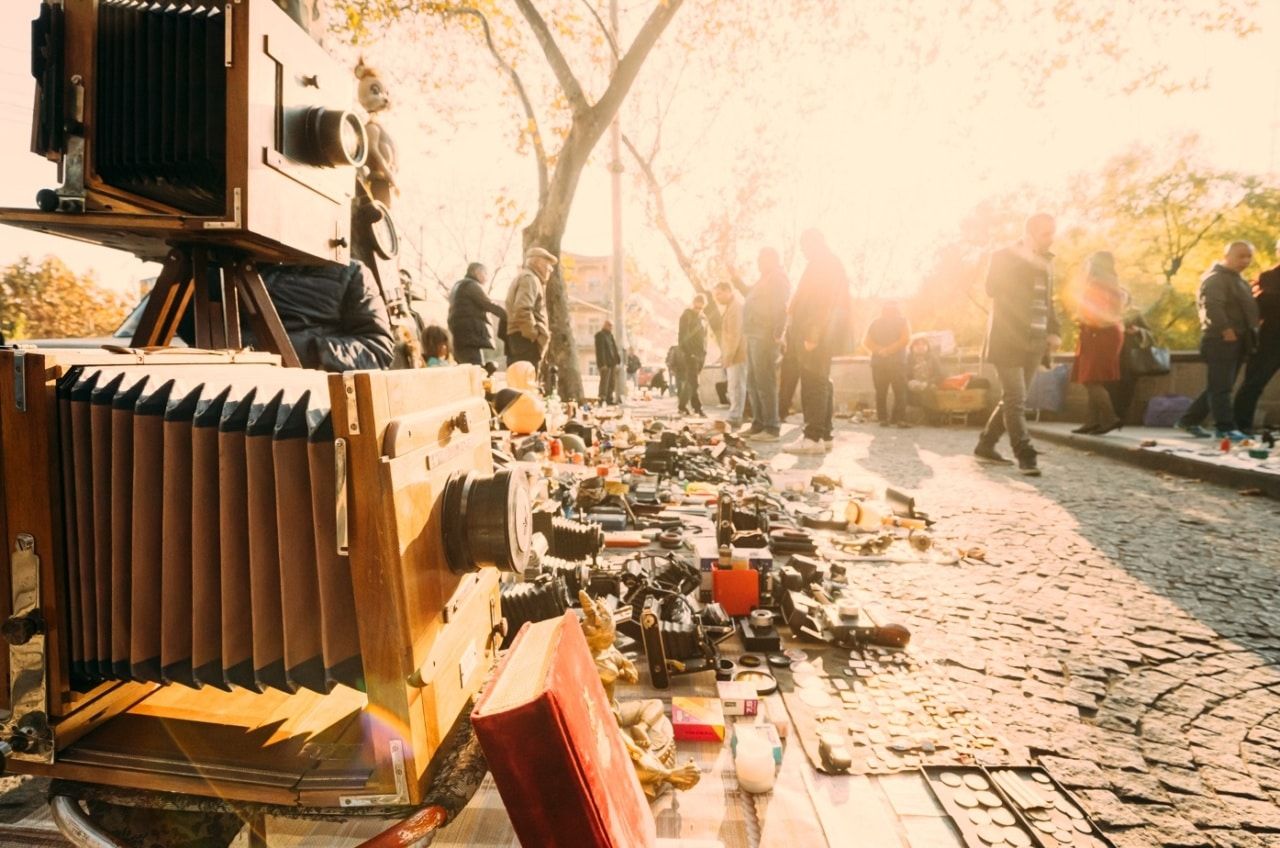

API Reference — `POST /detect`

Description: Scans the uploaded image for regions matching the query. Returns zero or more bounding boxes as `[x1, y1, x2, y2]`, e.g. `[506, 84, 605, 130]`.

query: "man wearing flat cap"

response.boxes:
[505, 246, 557, 369]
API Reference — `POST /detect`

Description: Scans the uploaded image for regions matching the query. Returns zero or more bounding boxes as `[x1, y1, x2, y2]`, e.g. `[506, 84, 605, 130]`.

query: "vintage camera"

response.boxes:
[0, 349, 532, 811]
[10, 0, 363, 265]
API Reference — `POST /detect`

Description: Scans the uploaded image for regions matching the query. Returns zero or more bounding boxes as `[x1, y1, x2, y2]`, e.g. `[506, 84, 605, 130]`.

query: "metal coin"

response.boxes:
[939, 771, 964, 788]
[767, 653, 790, 668]
[976, 791, 1003, 808]
[1004, 827, 1031, 847]
[964, 774, 991, 791]
[1053, 830, 1075, 843]
[1032, 772, 1052, 784]
[952, 789, 979, 808]
[784, 648, 808, 662]
[739, 654, 763, 667]
[968, 809, 992, 826]
[976, 825, 1004, 844]
[1024, 808, 1050, 821]
[1071, 820, 1092, 835]
[991, 808, 1016, 826]
[1058, 800, 1084, 820]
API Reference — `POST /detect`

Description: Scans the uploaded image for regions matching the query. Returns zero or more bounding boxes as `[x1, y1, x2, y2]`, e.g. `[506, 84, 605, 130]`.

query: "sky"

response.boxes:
[1, 2, 1279, 301]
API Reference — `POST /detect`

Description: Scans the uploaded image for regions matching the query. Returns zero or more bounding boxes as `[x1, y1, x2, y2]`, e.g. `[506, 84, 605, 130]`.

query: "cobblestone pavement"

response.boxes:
[785, 420, 1280, 847]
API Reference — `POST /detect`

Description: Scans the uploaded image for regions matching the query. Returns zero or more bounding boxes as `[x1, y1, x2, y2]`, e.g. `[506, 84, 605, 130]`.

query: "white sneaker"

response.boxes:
[788, 438, 826, 455]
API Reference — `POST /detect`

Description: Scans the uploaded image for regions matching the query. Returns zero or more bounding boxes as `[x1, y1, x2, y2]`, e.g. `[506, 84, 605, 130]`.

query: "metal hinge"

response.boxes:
[224, 4, 234, 67]
[342, 375, 360, 434]
[334, 438, 349, 556]
[13, 352, 25, 412]
[339, 740, 409, 807]
[202, 187, 242, 230]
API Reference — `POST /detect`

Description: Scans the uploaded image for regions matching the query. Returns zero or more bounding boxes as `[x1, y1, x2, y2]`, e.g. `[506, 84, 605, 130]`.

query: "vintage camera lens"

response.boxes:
[303, 107, 368, 167]
[442, 468, 533, 574]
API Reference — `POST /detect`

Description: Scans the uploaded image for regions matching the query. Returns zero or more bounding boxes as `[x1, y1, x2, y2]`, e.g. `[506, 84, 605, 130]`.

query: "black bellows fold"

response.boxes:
[95, 1, 226, 214]
[57, 365, 364, 696]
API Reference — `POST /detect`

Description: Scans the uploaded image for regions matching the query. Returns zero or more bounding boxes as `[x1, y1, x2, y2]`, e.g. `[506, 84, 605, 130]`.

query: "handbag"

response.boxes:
[1125, 343, 1171, 377]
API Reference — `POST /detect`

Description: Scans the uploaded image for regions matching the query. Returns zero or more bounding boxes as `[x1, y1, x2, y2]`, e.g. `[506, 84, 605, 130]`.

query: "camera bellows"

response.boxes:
[95, 1, 227, 214]
[57, 364, 362, 696]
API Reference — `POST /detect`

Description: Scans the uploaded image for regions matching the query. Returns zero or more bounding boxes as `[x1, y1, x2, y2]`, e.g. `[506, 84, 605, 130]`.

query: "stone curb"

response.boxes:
[1028, 425, 1280, 500]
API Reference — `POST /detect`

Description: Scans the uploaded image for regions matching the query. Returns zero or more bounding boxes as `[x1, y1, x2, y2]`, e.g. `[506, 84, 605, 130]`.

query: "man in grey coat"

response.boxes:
[504, 247, 556, 369]
[1177, 241, 1259, 441]
[973, 213, 1060, 476]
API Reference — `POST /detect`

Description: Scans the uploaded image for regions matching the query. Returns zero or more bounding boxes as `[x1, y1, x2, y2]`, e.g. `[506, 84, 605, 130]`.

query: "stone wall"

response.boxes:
[819, 353, 1280, 428]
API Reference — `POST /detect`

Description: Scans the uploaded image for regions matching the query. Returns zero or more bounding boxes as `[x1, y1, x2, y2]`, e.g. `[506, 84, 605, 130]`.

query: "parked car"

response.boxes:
[10, 296, 187, 349]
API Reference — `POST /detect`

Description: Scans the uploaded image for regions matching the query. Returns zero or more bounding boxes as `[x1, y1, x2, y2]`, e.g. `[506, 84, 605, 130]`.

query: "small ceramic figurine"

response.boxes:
[578, 591, 700, 799]
[355, 59, 397, 207]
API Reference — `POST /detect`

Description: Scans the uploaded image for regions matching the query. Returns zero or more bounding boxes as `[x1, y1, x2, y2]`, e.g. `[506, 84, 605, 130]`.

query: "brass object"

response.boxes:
[4, 534, 53, 764]
[578, 591, 699, 799]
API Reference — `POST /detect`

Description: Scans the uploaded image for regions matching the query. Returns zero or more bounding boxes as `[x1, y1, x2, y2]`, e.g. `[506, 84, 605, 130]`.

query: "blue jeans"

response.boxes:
[800, 349, 834, 442]
[1180, 337, 1244, 431]
[726, 361, 747, 421]
[746, 338, 780, 432]
[979, 352, 1041, 457]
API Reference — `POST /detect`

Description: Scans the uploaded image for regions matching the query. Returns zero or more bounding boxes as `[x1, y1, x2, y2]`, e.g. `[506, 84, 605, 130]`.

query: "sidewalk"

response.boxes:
[1029, 421, 1280, 498]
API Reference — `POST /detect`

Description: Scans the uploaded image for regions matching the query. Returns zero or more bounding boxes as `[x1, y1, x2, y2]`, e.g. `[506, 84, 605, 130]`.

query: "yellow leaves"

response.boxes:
[0, 256, 132, 341]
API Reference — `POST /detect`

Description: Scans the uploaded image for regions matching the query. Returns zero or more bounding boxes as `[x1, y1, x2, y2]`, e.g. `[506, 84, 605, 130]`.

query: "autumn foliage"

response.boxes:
[0, 256, 131, 341]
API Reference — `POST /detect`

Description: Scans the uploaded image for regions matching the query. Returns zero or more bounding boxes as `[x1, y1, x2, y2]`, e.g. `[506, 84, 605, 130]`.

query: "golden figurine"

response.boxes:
[578, 591, 701, 799]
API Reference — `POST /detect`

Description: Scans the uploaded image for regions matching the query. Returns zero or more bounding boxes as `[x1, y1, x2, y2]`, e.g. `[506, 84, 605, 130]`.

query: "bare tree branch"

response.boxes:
[591, 0, 685, 128]
[622, 131, 725, 334]
[512, 0, 591, 113]
[445, 5, 550, 205]
[578, 0, 619, 60]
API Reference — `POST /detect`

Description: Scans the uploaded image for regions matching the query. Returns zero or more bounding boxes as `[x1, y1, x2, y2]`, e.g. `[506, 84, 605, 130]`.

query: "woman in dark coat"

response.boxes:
[1070, 251, 1127, 434]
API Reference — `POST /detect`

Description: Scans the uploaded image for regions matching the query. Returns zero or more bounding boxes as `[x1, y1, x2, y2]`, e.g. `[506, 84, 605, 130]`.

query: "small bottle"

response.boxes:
[718, 544, 732, 570]
[1220, 436, 1231, 453]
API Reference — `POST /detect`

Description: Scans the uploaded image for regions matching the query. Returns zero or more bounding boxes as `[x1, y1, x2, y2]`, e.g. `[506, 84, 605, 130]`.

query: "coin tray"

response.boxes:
[921, 766, 1041, 848]
[984, 766, 1115, 848]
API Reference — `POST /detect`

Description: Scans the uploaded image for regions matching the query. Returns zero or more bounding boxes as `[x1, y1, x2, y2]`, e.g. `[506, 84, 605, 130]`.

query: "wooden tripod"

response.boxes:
[129, 245, 302, 367]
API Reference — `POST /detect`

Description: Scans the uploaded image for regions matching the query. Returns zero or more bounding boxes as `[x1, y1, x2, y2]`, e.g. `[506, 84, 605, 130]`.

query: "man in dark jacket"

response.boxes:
[261, 259, 396, 371]
[677, 294, 708, 415]
[1233, 246, 1280, 433]
[1177, 241, 1259, 440]
[744, 247, 790, 441]
[786, 229, 850, 453]
[974, 213, 1060, 476]
[448, 262, 507, 366]
[594, 319, 622, 404]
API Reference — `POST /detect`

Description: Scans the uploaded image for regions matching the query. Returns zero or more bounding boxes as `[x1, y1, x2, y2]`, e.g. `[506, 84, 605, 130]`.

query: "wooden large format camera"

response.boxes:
[11, 0, 364, 265]
[0, 348, 531, 807]
[0, 0, 534, 815]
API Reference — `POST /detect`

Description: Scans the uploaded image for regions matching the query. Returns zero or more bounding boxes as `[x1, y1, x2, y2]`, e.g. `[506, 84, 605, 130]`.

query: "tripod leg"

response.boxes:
[227, 261, 302, 367]
[129, 249, 194, 348]
[191, 246, 214, 349]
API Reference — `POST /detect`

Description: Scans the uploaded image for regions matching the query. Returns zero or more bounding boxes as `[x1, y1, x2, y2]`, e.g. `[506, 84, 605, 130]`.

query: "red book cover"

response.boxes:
[472, 612, 657, 848]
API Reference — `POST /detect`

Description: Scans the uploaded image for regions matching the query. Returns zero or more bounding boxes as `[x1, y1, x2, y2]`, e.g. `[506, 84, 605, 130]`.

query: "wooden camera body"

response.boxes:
[3, 0, 364, 265]
[0, 349, 528, 807]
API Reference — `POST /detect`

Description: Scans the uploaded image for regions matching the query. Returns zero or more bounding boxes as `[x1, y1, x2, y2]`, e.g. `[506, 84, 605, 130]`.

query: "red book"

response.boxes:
[472, 612, 657, 848]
